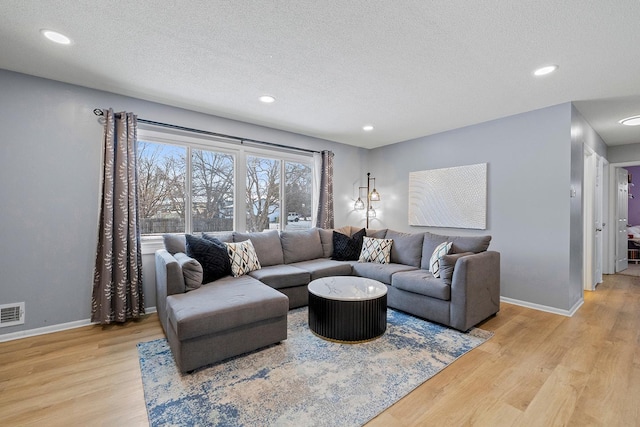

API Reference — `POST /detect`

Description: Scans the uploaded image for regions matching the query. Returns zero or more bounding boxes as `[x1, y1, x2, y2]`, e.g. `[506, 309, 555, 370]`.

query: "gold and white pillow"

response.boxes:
[359, 237, 393, 264]
[430, 241, 452, 278]
[225, 240, 261, 277]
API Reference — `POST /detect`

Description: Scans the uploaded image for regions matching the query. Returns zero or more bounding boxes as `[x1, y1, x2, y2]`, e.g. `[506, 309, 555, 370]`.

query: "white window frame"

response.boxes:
[137, 127, 314, 254]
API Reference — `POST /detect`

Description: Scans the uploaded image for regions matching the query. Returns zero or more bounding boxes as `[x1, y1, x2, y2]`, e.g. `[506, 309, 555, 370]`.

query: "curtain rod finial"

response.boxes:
[93, 108, 104, 116]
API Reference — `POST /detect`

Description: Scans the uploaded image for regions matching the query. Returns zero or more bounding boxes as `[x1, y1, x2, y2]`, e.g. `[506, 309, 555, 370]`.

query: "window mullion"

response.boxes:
[280, 159, 286, 230]
[185, 146, 192, 234]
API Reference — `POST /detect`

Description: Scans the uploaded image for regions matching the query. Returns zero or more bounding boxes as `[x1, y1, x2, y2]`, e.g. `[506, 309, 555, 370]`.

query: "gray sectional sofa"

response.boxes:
[155, 226, 500, 372]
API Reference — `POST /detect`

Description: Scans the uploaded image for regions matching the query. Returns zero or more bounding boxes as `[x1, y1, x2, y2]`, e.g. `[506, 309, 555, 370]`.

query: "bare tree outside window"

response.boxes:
[192, 149, 235, 232]
[246, 156, 280, 232]
[137, 141, 186, 234]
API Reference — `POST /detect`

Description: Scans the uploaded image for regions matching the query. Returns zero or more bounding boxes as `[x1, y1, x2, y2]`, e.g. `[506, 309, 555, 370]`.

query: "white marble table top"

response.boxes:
[308, 276, 387, 301]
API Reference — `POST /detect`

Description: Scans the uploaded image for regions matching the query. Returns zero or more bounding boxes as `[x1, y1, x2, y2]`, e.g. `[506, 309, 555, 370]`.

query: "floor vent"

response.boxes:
[0, 302, 25, 327]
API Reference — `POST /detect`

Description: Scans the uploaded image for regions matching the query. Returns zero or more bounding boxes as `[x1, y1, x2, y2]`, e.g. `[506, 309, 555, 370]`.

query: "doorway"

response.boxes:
[607, 161, 640, 275]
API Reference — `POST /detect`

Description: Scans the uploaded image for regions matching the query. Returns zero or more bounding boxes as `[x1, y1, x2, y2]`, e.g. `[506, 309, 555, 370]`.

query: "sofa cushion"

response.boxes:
[386, 230, 424, 267]
[173, 252, 203, 291]
[163, 233, 186, 255]
[234, 229, 284, 266]
[166, 275, 289, 341]
[449, 235, 492, 254]
[185, 234, 232, 283]
[248, 264, 310, 289]
[366, 228, 387, 238]
[391, 270, 451, 300]
[225, 240, 261, 277]
[420, 232, 449, 270]
[430, 241, 452, 278]
[318, 228, 334, 258]
[290, 258, 353, 280]
[280, 228, 324, 264]
[332, 228, 366, 261]
[351, 262, 417, 285]
[359, 236, 393, 264]
[439, 252, 473, 281]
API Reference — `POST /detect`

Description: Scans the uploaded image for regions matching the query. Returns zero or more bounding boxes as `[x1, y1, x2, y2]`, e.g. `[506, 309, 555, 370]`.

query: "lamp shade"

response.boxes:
[367, 206, 376, 218]
[354, 197, 365, 210]
[369, 188, 380, 201]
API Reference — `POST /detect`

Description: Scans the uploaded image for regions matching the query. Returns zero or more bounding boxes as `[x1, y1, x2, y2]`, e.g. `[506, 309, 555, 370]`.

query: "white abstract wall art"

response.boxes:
[408, 163, 487, 229]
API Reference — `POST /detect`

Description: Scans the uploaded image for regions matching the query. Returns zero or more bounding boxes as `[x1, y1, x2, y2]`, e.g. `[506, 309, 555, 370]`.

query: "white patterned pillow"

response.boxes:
[430, 241, 452, 278]
[359, 237, 393, 264]
[225, 240, 261, 277]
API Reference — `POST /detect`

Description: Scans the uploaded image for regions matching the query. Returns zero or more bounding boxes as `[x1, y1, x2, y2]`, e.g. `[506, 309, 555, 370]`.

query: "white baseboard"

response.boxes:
[0, 306, 157, 343]
[500, 296, 583, 317]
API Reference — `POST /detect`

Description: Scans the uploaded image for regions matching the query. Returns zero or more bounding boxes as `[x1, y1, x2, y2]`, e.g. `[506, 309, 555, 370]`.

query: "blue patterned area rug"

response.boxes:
[138, 308, 492, 427]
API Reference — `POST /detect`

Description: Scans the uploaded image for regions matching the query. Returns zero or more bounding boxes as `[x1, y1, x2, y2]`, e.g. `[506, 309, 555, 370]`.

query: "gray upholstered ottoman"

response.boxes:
[164, 275, 289, 373]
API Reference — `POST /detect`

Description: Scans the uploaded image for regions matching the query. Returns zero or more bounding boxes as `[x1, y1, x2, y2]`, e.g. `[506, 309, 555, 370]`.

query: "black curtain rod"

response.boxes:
[93, 108, 319, 154]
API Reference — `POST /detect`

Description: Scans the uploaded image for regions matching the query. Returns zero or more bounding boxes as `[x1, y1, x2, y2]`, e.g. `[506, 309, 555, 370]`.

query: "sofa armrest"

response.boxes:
[155, 249, 186, 332]
[449, 251, 500, 331]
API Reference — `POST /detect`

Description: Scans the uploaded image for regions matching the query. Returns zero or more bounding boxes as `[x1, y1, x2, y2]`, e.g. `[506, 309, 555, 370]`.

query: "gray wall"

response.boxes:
[366, 103, 578, 311]
[608, 143, 640, 163]
[0, 70, 365, 336]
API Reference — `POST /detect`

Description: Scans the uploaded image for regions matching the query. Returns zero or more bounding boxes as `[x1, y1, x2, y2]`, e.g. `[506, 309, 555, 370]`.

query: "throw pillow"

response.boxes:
[332, 228, 366, 261]
[185, 234, 232, 283]
[359, 237, 393, 264]
[173, 252, 204, 291]
[225, 240, 262, 277]
[430, 241, 453, 278]
[439, 252, 473, 281]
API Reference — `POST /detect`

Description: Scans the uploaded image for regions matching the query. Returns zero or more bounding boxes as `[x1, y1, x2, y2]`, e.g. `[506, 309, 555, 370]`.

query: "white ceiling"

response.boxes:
[1, 1, 639, 149]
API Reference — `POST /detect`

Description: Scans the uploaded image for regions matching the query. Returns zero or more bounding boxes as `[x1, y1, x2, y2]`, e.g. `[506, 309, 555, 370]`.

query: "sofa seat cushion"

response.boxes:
[351, 262, 417, 285]
[166, 275, 289, 341]
[290, 258, 353, 280]
[391, 270, 451, 301]
[248, 264, 310, 289]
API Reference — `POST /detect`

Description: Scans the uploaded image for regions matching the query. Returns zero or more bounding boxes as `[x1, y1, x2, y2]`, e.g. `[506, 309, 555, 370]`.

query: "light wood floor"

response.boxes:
[1, 273, 639, 426]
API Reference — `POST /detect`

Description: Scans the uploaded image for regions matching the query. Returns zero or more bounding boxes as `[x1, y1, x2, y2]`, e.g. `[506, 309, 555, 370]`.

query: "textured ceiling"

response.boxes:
[1, 1, 639, 148]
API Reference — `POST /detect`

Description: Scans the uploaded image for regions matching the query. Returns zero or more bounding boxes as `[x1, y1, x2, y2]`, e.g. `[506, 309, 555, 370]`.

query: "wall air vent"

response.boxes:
[0, 302, 25, 327]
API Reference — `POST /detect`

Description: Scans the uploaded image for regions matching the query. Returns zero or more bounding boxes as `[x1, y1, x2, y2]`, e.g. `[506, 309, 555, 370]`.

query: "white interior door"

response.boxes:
[594, 156, 604, 285]
[584, 148, 597, 290]
[616, 168, 629, 272]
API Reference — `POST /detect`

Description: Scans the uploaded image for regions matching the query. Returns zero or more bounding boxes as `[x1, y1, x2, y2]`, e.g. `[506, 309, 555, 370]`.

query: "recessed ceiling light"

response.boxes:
[619, 115, 640, 126]
[259, 95, 275, 103]
[41, 29, 71, 45]
[363, 125, 374, 132]
[533, 64, 558, 76]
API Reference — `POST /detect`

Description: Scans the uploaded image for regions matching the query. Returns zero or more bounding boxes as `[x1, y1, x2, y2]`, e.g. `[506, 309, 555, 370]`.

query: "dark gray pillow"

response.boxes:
[439, 252, 473, 281]
[203, 232, 233, 244]
[173, 252, 203, 291]
[280, 228, 324, 263]
[449, 235, 491, 253]
[332, 228, 365, 261]
[163, 233, 186, 255]
[233, 229, 284, 266]
[185, 234, 231, 283]
[421, 232, 449, 270]
[386, 230, 424, 267]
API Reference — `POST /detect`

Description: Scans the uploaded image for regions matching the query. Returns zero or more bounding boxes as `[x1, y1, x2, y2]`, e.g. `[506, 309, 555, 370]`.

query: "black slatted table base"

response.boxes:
[308, 292, 387, 342]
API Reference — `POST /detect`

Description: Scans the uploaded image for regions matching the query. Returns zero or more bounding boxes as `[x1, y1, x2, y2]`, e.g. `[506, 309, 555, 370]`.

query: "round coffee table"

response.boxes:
[308, 276, 387, 342]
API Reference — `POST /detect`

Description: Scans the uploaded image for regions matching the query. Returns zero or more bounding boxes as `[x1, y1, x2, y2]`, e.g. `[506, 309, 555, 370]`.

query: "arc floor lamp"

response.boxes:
[354, 172, 380, 228]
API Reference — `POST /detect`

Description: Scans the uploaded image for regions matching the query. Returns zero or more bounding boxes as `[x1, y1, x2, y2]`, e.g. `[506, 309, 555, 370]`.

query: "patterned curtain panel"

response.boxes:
[315, 150, 335, 229]
[91, 109, 144, 324]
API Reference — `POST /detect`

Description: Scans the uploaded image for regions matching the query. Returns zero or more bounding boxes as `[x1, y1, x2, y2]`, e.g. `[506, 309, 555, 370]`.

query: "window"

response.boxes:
[137, 129, 313, 237]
